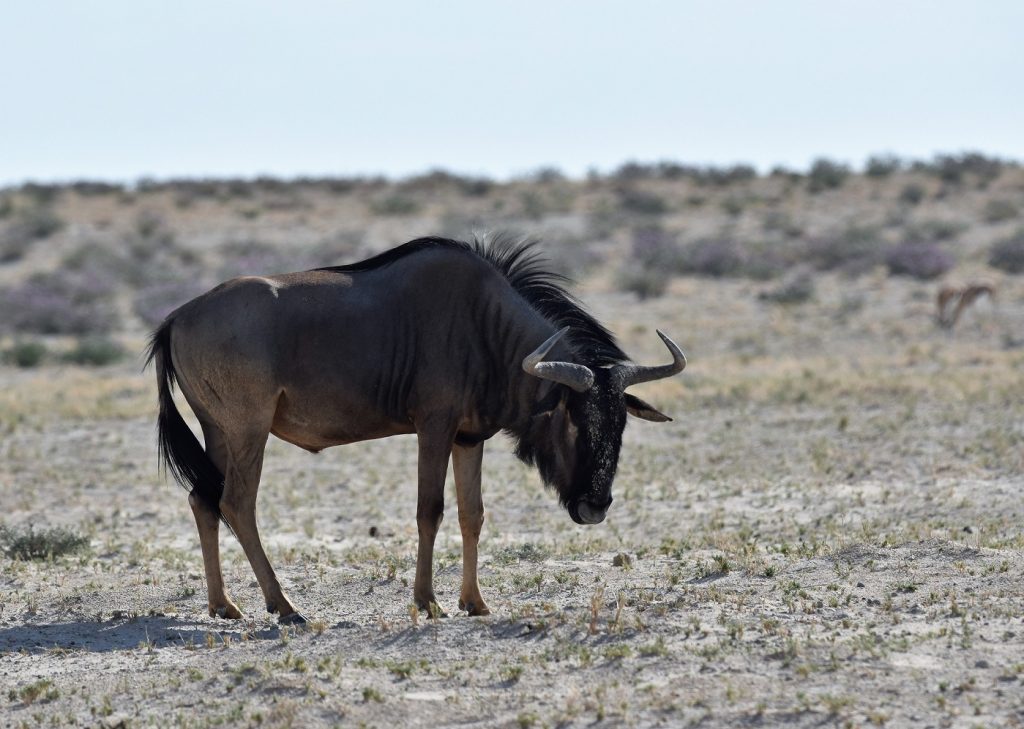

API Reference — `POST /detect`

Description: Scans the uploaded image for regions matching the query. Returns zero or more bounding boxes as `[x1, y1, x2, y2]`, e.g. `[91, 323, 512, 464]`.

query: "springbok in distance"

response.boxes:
[146, 236, 686, 623]
[937, 282, 995, 329]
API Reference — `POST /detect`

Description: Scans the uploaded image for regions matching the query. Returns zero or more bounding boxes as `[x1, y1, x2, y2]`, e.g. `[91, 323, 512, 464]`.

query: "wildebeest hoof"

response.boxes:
[210, 604, 243, 620]
[278, 612, 307, 626]
[459, 599, 491, 617]
[415, 599, 446, 618]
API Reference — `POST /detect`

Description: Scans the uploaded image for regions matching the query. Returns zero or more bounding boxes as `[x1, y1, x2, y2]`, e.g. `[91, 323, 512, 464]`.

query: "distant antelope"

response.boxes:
[936, 283, 995, 329]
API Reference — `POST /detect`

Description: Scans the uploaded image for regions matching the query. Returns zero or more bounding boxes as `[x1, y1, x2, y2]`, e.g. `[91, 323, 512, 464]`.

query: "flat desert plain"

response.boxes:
[1, 272, 1023, 728]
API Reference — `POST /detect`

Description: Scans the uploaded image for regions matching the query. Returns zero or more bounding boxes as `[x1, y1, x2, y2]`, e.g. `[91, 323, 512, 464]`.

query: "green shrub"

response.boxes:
[0, 523, 89, 560]
[902, 219, 965, 242]
[370, 195, 419, 216]
[617, 263, 669, 299]
[989, 229, 1024, 273]
[899, 184, 926, 205]
[678, 237, 745, 277]
[759, 270, 815, 304]
[0, 269, 120, 335]
[885, 242, 954, 280]
[804, 226, 885, 274]
[618, 188, 668, 215]
[18, 205, 64, 239]
[807, 158, 850, 193]
[0, 224, 32, 262]
[62, 337, 126, 366]
[721, 197, 746, 217]
[983, 199, 1019, 224]
[865, 154, 903, 178]
[2, 340, 48, 367]
[0, 205, 65, 262]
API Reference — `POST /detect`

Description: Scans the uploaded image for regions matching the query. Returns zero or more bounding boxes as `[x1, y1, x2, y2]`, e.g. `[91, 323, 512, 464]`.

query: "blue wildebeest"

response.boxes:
[146, 236, 685, 623]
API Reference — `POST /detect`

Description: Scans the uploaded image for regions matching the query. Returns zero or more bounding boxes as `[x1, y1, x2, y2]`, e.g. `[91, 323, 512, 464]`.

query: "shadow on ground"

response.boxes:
[0, 615, 286, 653]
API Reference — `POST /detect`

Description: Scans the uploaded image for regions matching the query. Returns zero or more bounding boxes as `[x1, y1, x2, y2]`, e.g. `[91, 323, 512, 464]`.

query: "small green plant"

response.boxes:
[493, 542, 551, 564]
[500, 664, 524, 683]
[9, 678, 58, 705]
[362, 687, 384, 703]
[62, 336, 126, 366]
[639, 637, 668, 657]
[517, 711, 539, 728]
[2, 340, 47, 368]
[0, 523, 90, 560]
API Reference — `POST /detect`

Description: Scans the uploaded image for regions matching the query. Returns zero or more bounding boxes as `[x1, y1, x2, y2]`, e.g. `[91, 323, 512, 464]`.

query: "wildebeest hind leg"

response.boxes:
[191, 423, 243, 619]
[413, 429, 453, 615]
[219, 429, 304, 625]
[453, 442, 490, 616]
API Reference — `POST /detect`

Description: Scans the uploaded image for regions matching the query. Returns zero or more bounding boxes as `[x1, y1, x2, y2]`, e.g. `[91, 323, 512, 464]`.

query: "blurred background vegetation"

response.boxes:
[1, 151, 1022, 366]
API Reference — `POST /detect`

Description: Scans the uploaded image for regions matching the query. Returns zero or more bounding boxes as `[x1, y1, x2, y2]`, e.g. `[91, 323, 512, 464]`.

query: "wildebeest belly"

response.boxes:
[270, 388, 413, 452]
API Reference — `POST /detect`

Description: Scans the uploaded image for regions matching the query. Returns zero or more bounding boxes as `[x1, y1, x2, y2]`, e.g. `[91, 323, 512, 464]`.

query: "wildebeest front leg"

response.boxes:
[414, 430, 453, 614]
[453, 442, 490, 616]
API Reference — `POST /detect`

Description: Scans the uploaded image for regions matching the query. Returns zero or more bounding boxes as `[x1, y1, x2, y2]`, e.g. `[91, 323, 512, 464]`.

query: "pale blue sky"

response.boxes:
[3, 1, 1022, 184]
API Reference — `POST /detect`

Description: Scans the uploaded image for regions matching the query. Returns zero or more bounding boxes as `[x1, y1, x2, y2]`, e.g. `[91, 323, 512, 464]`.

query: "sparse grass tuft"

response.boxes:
[8, 678, 59, 705]
[0, 523, 90, 560]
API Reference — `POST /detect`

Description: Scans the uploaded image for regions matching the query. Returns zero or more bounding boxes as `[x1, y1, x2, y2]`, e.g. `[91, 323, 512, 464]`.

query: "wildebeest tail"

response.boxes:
[145, 319, 225, 520]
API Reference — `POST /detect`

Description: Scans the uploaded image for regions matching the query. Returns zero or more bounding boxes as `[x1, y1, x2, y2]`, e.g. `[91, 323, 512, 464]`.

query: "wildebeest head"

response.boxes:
[517, 328, 686, 525]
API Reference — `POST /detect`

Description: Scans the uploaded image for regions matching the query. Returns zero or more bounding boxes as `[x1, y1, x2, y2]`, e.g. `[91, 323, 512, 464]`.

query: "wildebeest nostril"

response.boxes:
[575, 498, 611, 525]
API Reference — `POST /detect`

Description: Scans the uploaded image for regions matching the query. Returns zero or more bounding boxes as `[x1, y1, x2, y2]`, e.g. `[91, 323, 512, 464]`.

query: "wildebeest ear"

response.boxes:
[625, 394, 672, 422]
[531, 387, 564, 417]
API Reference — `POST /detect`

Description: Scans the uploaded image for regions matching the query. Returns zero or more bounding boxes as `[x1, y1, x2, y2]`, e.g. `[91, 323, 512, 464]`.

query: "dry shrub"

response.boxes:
[804, 226, 885, 275]
[884, 242, 954, 280]
[0, 269, 119, 335]
[807, 158, 850, 192]
[988, 229, 1024, 273]
[0, 523, 89, 560]
[134, 280, 211, 328]
[1, 340, 48, 368]
[678, 237, 746, 278]
[759, 269, 815, 304]
[983, 200, 1019, 224]
[62, 336, 126, 366]
[865, 154, 903, 178]
[617, 264, 669, 299]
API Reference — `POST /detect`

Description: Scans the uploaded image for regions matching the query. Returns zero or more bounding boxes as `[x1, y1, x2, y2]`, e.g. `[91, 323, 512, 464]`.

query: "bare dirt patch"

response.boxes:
[1, 276, 1022, 727]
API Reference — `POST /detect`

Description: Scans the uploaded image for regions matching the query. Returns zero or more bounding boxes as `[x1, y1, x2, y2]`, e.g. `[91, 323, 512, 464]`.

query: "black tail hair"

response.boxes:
[145, 319, 226, 520]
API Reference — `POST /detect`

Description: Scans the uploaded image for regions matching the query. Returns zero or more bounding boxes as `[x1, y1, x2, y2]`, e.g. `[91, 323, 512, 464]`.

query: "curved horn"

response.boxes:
[522, 327, 595, 393]
[614, 330, 687, 389]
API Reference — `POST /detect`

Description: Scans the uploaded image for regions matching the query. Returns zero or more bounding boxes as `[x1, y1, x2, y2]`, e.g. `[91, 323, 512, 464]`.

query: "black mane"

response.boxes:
[318, 235, 628, 366]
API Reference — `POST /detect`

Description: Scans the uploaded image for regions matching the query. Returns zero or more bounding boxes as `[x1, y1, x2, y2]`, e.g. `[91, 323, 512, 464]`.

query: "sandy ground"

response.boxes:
[1, 278, 1023, 728]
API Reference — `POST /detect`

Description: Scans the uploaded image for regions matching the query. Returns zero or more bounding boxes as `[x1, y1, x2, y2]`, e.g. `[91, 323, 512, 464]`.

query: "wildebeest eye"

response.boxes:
[530, 387, 565, 417]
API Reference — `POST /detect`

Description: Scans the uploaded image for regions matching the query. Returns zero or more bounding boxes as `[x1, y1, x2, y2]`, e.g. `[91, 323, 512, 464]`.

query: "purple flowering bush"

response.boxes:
[885, 242, 955, 280]
[1, 269, 119, 334]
